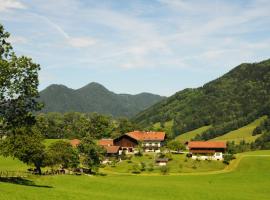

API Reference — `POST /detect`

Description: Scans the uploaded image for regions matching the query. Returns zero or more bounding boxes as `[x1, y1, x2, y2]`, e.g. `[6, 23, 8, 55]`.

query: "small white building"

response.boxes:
[156, 158, 169, 166]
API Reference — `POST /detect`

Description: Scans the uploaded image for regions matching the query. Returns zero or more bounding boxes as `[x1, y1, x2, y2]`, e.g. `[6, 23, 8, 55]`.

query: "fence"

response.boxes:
[0, 170, 29, 178]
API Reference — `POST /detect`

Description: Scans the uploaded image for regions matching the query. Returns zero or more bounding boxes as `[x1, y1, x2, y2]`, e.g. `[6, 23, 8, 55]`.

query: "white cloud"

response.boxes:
[68, 37, 97, 48]
[8, 35, 27, 44]
[0, 0, 26, 12]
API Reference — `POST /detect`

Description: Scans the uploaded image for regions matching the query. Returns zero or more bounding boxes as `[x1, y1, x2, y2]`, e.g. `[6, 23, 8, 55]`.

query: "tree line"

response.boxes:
[34, 112, 139, 140]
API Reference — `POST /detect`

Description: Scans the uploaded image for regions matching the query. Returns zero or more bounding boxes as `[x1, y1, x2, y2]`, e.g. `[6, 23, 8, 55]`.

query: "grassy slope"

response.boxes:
[43, 139, 68, 147]
[101, 154, 225, 174]
[212, 116, 267, 143]
[176, 125, 212, 142]
[0, 156, 28, 171]
[1, 151, 270, 200]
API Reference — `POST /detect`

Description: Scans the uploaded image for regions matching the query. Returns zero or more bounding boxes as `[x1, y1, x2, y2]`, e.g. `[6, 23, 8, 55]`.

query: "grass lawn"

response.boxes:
[43, 139, 68, 147]
[1, 150, 270, 200]
[211, 116, 267, 143]
[0, 156, 28, 171]
[101, 153, 226, 175]
[176, 125, 212, 142]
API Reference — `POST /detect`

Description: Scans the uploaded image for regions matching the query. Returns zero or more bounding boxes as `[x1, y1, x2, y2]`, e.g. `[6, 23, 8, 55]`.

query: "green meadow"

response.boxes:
[176, 125, 212, 142]
[212, 116, 267, 143]
[1, 151, 270, 200]
[101, 153, 225, 174]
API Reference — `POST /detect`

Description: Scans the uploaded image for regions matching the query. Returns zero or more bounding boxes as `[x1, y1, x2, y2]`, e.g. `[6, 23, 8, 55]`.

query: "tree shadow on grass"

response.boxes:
[0, 177, 53, 188]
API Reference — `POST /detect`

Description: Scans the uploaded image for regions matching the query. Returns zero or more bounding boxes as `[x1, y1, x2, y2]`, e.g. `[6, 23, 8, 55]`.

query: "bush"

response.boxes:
[253, 127, 262, 136]
[148, 163, 154, 172]
[131, 164, 141, 174]
[223, 154, 235, 165]
[160, 166, 169, 175]
[140, 162, 146, 171]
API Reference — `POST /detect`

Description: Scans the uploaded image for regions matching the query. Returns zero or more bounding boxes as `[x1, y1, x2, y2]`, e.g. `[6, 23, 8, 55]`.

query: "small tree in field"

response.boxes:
[78, 136, 105, 173]
[167, 140, 185, 152]
[46, 141, 79, 169]
[160, 166, 169, 175]
[0, 127, 46, 175]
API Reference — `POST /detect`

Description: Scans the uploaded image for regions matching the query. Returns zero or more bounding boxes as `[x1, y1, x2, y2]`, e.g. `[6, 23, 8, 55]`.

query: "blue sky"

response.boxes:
[1, 0, 270, 96]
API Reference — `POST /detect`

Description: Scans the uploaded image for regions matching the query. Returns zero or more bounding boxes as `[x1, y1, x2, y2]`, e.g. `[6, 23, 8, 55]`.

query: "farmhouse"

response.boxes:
[113, 134, 139, 153]
[114, 131, 166, 153]
[127, 131, 165, 153]
[98, 139, 120, 156]
[188, 141, 227, 160]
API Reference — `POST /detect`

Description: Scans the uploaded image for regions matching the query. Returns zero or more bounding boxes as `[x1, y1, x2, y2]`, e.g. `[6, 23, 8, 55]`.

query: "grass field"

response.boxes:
[176, 125, 212, 142]
[43, 139, 68, 147]
[212, 116, 267, 143]
[101, 153, 225, 174]
[1, 150, 270, 200]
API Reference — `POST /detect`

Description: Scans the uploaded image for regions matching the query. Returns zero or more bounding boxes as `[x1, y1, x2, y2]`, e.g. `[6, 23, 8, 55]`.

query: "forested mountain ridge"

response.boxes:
[133, 59, 270, 139]
[39, 82, 165, 117]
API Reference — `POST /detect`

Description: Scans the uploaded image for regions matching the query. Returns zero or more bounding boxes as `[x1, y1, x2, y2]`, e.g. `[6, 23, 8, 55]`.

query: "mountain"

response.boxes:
[39, 82, 165, 117]
[133, 59, 270, 139]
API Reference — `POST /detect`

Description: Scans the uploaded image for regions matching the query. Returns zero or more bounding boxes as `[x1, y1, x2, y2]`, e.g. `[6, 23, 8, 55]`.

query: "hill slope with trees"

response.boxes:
[39, 82, 165, 117]
[133, 59, 270, 139]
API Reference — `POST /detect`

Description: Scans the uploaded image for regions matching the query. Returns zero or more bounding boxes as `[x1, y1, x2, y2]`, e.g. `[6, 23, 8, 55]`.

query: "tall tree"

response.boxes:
[0, 127, 46, 175]
[0, 24, 42, 133]
[78, 136, 104, 173]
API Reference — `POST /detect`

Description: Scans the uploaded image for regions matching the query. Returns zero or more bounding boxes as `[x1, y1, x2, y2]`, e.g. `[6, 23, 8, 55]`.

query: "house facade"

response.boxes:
[126, 131, 166, 153]
[188, 141, 227, 160]
[113, 134, 138, 153]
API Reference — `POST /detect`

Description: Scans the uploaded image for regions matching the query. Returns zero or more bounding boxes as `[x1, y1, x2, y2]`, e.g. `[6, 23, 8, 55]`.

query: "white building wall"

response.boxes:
[191, 152, 223, 160]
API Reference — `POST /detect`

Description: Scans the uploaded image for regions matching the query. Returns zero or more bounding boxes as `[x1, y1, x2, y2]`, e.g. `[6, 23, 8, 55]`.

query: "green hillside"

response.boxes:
[1, 151, 270, 200]
[176, 125, 212, 142]
[39, 82, 165, 117]
[134, 59, 270, 140]
[212, 116, 267, 143]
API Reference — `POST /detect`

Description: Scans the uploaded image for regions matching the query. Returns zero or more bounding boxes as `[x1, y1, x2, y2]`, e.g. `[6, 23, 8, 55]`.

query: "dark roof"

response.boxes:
[156, 158, 169, 162]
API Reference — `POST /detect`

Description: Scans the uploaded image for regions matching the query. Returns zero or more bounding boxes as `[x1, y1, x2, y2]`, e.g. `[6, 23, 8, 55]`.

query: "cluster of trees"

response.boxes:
[34, 112, 139, 139]
[194, 114, 260, 141]
[0, 131, 104, 175]
[134, 58, 270, 141]
[252, 118, 270, 149]
[0, 24, 105, 175]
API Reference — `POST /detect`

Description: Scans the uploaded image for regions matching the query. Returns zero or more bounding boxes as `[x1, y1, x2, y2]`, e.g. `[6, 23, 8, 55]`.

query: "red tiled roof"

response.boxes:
[70, 139, 80, 147]
[127, 131, 165, 141]
[188, 141, 227, 149]
[98, 139, 114, 146]
[103, 145, 120, 154]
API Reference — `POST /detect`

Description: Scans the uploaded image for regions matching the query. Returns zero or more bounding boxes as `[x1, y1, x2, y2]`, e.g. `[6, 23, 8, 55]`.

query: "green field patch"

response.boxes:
[43, 139, 68, 147]
[176, 125, 212, 142]
[101, 153, 226, 175]
[1, 151, 270, 200]
[212, 116, 267, 143]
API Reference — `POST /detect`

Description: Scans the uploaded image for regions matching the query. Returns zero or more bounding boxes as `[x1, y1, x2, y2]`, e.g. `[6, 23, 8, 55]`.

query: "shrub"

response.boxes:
[140, 162, 146, 171]
[148, 163, 154, 172]
[160, 166, 169, 175]
[131, 164, 141, 174]
[223, 154, 235, 165]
